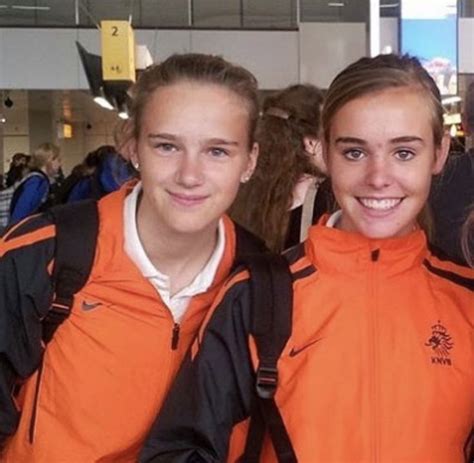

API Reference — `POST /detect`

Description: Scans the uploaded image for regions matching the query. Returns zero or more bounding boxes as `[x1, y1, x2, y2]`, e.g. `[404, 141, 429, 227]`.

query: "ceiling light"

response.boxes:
[11, 5, 51, 10]
[94, 95, 114, 110]
[442, 96, 462, 105]
[380, 3, 399, 7]
[328, 2, 345, 6]
[118, 111, 129, 120]
[0, 115, 6, 123]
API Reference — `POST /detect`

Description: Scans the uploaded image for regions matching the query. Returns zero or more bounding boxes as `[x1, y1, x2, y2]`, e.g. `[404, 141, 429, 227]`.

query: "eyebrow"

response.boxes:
[334, 135, 425, 145]
[147, 133, 240, 146]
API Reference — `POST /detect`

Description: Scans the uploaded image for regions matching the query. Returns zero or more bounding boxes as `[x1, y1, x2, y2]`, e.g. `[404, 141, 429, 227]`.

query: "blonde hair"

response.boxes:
[29, 142, 60, 170]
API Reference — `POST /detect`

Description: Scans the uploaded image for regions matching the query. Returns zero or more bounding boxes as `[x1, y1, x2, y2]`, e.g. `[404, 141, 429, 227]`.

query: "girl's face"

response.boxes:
[131, 81, 258, 238]
[324, 87, 449, 239]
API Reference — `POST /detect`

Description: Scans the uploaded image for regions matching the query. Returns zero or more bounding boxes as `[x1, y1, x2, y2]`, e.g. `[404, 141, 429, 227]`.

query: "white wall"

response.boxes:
[0, 28, 299, 90]
[299, 22, 366, 89]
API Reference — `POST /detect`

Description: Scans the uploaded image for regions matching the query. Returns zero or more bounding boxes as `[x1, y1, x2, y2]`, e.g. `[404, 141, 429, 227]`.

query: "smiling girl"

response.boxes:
[0, 53, 265, 461]
[142, 54, 474, 463]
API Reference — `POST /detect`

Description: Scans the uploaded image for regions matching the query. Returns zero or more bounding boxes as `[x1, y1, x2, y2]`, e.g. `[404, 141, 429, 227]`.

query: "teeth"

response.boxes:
[359, 198, 401, 210]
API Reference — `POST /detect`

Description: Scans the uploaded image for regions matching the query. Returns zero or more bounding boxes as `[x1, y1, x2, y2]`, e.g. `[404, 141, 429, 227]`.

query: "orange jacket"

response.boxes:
[0, 185, 265, 462]
[141, 218, 474, 462]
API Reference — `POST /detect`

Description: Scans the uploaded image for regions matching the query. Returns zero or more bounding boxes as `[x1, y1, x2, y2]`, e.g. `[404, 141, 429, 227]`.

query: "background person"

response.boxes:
[0, 53, 264, 462]
[230, 84, 330, 252]
[8, 143, 61, 225]
[429, 81, 474, 263]
[141, 54, 474, 463]
[57, 145, 134, 203]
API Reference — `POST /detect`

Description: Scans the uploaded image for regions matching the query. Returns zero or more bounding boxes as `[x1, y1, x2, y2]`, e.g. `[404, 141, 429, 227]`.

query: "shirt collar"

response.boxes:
[123, 182, 226, 298]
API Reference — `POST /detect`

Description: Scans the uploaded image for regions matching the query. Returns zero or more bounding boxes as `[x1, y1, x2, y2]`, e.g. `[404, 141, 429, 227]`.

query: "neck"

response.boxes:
[136, 202, 219, 295]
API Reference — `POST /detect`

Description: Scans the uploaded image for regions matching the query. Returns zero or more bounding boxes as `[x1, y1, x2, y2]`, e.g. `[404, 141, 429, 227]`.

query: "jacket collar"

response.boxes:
[306, 214, 428, 275]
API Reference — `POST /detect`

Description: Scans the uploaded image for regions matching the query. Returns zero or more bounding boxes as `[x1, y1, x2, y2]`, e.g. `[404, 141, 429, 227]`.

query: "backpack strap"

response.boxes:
[42, 200, 99, 344]
[239, 253, 297, 463]
[233, 222, 269, 264]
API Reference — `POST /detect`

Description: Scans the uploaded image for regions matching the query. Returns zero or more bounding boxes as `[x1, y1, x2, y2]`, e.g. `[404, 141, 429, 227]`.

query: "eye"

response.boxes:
[343, 149, 365, 161]
[209, 147, 229, 158]
[154, 143, 178, 154]
[394, 149, 415, 161]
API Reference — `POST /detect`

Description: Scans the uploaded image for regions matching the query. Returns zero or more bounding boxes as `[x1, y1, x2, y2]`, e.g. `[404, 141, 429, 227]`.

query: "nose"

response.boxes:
[365, 156, 392, 189]
[175, 152, 204, 187]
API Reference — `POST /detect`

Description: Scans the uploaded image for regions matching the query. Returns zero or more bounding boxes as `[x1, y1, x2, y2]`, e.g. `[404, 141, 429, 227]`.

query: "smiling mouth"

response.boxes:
[168, 191, 209, 206]
[357, 197, 403, 211]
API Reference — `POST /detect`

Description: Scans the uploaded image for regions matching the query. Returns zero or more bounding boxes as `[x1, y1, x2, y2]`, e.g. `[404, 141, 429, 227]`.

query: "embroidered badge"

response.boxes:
[425, 321, 453, 366]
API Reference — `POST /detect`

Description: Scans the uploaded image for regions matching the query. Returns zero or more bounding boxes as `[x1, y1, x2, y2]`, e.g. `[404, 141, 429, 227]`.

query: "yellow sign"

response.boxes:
[101, 20, 136, 82]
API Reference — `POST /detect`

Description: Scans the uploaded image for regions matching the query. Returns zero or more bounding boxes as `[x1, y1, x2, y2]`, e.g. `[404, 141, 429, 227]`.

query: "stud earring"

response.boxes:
[241, 174, 251, 183]
[133, 161, 140, 171]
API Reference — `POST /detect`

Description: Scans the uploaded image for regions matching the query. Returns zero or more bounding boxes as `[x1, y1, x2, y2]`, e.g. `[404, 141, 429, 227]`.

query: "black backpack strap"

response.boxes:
[42, 200, 99, 344]
[239, 254, 297, 463]
[233, 222, 269, 265]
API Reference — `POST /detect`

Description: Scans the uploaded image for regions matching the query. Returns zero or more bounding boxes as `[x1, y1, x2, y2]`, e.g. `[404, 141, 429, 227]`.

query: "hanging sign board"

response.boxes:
[101, 20, 136, 82]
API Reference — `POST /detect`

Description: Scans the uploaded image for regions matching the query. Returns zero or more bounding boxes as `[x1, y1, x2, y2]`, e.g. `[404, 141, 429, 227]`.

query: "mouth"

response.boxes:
[168, 191, 209, 207]
[357, 197, 404, 211]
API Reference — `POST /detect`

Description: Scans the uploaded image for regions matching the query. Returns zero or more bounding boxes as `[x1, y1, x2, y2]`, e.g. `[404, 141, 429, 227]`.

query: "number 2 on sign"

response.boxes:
[111, 26, 118, 36]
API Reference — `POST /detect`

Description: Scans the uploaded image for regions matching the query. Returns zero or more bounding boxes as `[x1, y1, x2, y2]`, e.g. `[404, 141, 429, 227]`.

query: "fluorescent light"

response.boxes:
[0, 5, 8, 9]
[380, 3, 399, 7]
[328, 2, 344, 6]
[94, 96, 114, 110]
[11, 5, 51, 10]
[442, 96, 462, 105]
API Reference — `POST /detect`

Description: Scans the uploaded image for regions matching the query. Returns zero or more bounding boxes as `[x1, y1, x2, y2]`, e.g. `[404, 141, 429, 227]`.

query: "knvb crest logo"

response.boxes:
[425, 321, 454, 366]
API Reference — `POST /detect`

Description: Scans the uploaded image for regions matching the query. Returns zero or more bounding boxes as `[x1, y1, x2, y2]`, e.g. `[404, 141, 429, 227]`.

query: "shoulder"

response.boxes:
[1, 213, 55, 259]
[197, 243, 315, 341]
[424, 244, 474, 292]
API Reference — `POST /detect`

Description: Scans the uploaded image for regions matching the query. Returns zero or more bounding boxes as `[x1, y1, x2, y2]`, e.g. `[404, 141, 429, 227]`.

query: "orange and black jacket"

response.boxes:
[141, 219, 474, 463]
[0, 184, 266, 462]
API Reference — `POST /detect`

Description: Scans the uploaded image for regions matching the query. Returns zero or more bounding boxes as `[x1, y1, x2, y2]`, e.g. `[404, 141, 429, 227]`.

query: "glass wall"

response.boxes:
[2, 0, 472, 28]
[0, 0, 297, 28]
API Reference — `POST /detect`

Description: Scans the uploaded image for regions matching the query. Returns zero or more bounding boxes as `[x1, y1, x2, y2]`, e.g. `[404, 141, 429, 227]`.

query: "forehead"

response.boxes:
[329, 87, 434, 143]
[138, 81, 251, 137]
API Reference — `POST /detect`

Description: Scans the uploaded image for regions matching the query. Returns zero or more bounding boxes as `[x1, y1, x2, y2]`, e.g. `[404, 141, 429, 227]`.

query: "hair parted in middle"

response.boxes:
[322, 53, 445, 147]
[116, 53, 259, 153]
[230, 84, 325, 252]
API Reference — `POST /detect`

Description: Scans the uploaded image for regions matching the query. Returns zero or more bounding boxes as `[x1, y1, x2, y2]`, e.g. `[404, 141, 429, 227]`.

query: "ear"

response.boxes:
[241, 142, 259, 182]
[303, 135, 318, 155]
[304, 136, 328, 175]
[320, 139, 331, 174]
[120, 137, 139, 167]
[432, 132, 451, 175]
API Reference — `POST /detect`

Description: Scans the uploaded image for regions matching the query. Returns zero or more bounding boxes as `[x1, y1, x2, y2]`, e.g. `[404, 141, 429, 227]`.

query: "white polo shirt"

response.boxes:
[123, 182, 225, 323]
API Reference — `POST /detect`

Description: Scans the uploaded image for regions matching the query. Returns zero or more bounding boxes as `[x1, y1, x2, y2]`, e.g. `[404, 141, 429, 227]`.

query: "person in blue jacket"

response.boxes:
[8, 143, 62, 225]
[65, 145, 134, 203]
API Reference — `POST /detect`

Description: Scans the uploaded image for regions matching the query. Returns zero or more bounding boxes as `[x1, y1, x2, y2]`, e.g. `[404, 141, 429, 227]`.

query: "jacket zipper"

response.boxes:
[171, 323, 180, 350]
[369, 248, 380, 462]
[28, 358, 44, 443]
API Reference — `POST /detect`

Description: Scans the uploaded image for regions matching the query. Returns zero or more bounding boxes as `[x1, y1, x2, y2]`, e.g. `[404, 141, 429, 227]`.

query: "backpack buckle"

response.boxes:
[256, 365, 278, 399]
